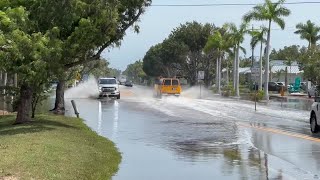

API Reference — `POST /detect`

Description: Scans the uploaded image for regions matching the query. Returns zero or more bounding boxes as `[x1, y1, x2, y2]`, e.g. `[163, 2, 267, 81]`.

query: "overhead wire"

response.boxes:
[151, 1, 320, 7]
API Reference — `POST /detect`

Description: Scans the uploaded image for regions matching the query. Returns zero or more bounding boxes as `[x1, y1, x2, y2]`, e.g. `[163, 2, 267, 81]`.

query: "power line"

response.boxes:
[151, 1, 320, 7]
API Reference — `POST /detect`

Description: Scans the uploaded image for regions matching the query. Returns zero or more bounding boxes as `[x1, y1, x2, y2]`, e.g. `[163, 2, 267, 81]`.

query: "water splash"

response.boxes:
[65, 77, 99, 99]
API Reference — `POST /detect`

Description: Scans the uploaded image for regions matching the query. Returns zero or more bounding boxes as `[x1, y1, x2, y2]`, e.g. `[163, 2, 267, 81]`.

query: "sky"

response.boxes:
[103, 0, 320, 71]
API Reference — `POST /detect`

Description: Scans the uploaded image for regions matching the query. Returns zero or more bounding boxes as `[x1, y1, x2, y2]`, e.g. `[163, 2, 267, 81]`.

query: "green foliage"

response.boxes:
[270, 45, 305, 60]
[295, 20, 320, 48]
[143, 21, 215, 82]
[107, 68, 122, 78]
[123, 60, 146, 83]
[250, 90, 264, 102]
[299, 47, 320, 84]
[243, 0, 291, 29]
[79, 59, 110, 79]
[250, 27, 267, 49]
[221, 85, 235, 97]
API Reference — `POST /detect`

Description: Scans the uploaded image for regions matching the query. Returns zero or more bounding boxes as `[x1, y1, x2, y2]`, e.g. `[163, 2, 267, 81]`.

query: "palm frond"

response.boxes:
[273, 17, 285, 29]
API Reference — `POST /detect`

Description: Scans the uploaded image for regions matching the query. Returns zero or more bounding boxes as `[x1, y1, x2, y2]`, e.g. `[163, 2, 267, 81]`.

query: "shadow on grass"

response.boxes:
[0, 117, 76, 136]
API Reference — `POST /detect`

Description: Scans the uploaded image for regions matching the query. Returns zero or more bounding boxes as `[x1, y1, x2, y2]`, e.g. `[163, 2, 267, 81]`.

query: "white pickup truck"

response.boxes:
[98, 77, 120, 99]
[310, 96, 320, 133]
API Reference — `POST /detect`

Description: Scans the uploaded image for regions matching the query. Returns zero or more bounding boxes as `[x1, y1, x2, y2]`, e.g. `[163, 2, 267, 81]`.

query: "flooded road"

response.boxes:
[64, 85, 320, 179]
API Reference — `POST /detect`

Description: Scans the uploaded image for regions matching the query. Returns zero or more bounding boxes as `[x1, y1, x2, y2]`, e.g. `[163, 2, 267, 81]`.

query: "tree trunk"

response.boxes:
[218, 55, 222, 94]
[226, 66, 229, 85]
[233, 47, 237, 89]
[3, 72, 7, 94]
[259, 42, 263, 90]
[235, 45, 240, 97]
[216, 57, 219, 91]
[53, 79, 65, 114]
[15, 84, 33, 124]
[264, 20, 272, 101]
[0, 71, 2, 84]
[14, 73, 18, 87]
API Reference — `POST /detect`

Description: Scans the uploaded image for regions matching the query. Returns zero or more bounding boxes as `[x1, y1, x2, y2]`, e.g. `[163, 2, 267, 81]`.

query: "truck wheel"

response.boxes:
[311, 114, 319, 133]
[117, 94, 120, 99]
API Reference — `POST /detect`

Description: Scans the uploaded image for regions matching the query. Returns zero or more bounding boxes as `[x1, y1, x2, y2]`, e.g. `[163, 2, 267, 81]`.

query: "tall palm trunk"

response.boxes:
[259, 41, 263, 90]
[235, 45, 240, 97]
[3, 72, 7, 94]
[264, 20, 272, 101]
[218, 55, 222, 94]
[216, 57, 219, 92]
[233, 47, 237, 89]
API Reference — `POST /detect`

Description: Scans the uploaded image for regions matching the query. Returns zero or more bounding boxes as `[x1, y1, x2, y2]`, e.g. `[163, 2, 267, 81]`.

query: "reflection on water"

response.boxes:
[269, 97, 314, 111]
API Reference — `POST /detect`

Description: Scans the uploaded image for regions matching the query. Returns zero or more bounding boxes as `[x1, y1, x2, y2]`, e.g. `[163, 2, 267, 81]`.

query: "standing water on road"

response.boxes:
[64, 84, 319, 180]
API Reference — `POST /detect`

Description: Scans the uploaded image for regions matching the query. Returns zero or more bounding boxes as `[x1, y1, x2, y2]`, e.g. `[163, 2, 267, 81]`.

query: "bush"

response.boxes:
[250, 90, 264, 102]
[221, 85, 235, 97]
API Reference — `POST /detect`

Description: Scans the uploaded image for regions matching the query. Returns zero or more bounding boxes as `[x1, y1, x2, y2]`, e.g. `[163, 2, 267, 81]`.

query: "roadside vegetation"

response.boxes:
[123, 0, 320, 101]
[0, 114, 121, 180]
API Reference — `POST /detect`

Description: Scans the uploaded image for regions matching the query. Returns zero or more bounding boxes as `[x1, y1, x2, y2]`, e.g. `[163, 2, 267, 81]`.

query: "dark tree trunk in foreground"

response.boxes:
[52, 79, 65, 114]
[15, 84, 33, 124]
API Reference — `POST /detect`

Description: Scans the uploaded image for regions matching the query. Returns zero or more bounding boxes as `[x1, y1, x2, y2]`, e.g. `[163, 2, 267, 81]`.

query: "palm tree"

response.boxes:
[250, 27, 267, 90]
[204, 29, 232, 94]
[225, 22, 249, 97]
[295, 20, 320, 49]
[243, 0, 291, 100]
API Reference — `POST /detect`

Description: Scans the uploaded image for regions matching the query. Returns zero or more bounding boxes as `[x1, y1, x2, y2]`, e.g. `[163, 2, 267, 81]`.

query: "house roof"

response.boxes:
[222, 60, 303, 74]
[270, 60, 303, 74]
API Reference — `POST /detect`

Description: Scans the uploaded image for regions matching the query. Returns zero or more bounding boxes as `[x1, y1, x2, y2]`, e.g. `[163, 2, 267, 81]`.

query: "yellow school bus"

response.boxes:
[154, 78, 182, 97]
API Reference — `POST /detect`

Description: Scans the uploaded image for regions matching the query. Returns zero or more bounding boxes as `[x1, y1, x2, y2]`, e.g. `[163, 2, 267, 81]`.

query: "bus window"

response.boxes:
[163, 79, 171, 86]
[172, 80, 179, 85]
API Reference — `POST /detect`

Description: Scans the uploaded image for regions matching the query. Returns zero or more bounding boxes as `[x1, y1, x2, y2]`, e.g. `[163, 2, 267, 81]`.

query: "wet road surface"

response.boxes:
[65, 85, 320, 179]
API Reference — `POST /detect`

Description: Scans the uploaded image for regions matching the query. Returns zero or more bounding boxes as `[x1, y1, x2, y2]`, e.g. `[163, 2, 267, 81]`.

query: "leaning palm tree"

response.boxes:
[250, 27, 268, 90]
[225, 22, 249, 97]
[243, 0, 291, 100]
[295, 20, 320, 49]
[204, 29, 232, 94]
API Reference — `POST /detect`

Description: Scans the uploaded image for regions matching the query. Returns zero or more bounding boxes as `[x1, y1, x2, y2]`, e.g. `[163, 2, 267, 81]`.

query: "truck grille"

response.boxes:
[102, 87, 115, 92]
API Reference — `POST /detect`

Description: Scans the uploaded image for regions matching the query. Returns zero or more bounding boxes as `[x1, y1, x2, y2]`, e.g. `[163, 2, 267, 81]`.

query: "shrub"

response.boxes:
[250, 90, 264, 101]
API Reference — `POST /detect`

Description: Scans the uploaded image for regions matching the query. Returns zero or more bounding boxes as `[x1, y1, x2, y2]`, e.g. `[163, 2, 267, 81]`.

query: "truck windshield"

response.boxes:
[99, 79, 116, 84]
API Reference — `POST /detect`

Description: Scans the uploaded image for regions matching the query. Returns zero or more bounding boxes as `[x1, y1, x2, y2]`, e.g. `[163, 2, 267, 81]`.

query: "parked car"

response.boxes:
[263, 82, 281, 92]
[310, 96, 320, 133]
[125, 81, 133, 87]
[275, 82, 287, 91]
[308, 85, 318, 98]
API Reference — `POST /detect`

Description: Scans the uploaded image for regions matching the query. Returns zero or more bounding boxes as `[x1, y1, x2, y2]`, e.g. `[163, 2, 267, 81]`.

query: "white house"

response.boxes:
[221, 60, 304, 84]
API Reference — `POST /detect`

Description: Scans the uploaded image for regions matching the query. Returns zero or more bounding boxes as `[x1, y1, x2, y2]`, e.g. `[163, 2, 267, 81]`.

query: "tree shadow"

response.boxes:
[0, 117, 77, 136]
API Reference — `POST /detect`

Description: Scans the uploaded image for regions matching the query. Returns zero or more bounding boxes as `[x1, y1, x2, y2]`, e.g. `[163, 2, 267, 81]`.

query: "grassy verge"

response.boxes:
[0, 114, 121, 180]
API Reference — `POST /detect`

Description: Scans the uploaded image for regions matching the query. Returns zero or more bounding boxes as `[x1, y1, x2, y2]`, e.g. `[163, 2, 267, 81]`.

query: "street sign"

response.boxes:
[198, 71, 205, 80]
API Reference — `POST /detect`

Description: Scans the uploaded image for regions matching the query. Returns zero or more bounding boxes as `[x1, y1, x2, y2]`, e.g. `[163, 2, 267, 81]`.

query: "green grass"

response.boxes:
[0, 114, 121, 180]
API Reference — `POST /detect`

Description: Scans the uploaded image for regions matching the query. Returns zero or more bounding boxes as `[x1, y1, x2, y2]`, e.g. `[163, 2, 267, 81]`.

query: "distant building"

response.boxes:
[221, 60, 304, 84]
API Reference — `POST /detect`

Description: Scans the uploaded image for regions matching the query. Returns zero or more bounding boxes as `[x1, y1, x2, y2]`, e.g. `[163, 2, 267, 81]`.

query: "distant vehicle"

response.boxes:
[119, 75, 127, 85]
[308, 85, 318, 98]
[275, 82, 287, 91]
[310, 96, 320, 133]
[125, 81, 133, 87]
[263, 82, 281, 92]
[98, 77, 120, 99]
[154, 78, 182, 97]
